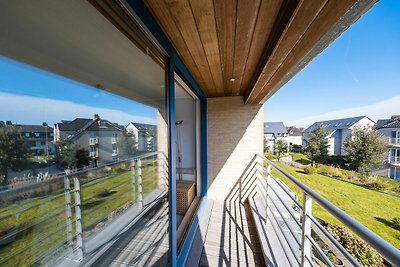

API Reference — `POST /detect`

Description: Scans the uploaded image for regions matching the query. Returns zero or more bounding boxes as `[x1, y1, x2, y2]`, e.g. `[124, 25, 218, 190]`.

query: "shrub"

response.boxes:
[317, 165, 329, 175]
[391, 217, 400, 231]
[326, 224, 384, 266]
[346, 171, 360, 182]
[265, 153, 276, 161]
[326, 166, 343, 178]
[359, 174, 377, 184]
[304, 166, 317, 174]
[367, 181, 391, 191]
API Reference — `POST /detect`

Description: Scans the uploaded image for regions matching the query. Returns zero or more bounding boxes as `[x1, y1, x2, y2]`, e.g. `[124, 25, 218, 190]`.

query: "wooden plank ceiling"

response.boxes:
[145, 0, 375, 104]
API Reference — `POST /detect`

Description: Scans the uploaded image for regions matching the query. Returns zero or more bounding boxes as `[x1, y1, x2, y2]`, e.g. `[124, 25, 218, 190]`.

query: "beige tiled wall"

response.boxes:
[207, 96, 263, 199]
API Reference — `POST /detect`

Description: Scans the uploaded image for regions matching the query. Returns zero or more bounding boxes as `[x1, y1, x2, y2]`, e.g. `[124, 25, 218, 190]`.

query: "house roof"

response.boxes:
[264, 122, 287, 135]
[376, 115, 400, 129]
[129, 122, 157, 133]
[286, 126, 304, 136]
[303, 116, 372, 135]
[16, 124, 53, 133]
[56, 117, 124, 141]
[56, 118, 92, 132]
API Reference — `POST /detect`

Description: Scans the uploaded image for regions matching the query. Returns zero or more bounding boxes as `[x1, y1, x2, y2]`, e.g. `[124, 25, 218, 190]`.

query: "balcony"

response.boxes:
[389, 156, 400, 166]
[89, 151, 98, 158]
[112, 151, 118, 157]
[89, 137, 98, 145]
[194, 154, 400, 267]
[388, 137, 400, 147]
[111, 137, 118, 144]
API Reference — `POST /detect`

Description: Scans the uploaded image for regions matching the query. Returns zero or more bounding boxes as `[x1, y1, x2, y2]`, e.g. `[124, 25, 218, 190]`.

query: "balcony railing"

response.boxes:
[89, 151, 98, 158]
[238, 154, 400, 267]
[89, 137, 98, 145]
[0, 152, 168, 266]
[111, 137, 117, 144]
[389, 156, 400, 165]
[388, 137, 400, 146]
[112, 151, 118, 157]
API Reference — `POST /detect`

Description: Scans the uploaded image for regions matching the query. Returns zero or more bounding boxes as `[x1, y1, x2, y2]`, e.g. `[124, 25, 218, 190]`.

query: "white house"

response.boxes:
[376, 115, 400, 181]
[302, 116, 375, 156]
[264, 122, 288, 152]
[126, 122, 157, 152]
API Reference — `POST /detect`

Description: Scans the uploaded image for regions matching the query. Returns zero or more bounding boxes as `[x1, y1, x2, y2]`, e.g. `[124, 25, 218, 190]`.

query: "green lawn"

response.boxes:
[272, 163, 400, 249]
[0, 162, 160, 266]
[291, 151, 311, 165]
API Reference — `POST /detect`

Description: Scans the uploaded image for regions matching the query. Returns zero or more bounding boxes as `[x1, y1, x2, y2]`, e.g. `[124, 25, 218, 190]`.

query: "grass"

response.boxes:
[0, 162, 160, 266]
[272, 163, 400, 249]
[291, 151, 311, 165]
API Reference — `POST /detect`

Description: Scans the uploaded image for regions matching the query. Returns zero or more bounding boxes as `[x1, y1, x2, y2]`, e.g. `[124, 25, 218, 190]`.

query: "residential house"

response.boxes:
[286, 126, 304, 148]
[54, 115, 124, 166]
[126, 122, 157, 152]
[376, 115, 400, 181]
[0, 121, 55, 155]
[264, 122, 288, 152]
[303, 116, 375, 156]
[2, 2, 397, 267]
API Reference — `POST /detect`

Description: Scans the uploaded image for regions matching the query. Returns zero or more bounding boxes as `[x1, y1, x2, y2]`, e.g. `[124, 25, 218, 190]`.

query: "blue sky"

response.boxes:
[0, 56, 157, 126]
[264, 0, 400, 127]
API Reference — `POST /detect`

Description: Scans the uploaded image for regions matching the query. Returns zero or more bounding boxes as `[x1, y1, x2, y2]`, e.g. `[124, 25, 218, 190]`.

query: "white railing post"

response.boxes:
[131, 160, 136, 202]
[73, 177, 84, 260]
[64, 176, 73, 253]
[301, 193, 312, 267]
[266, 164, 272, 223]
[137, 159, 143, 209]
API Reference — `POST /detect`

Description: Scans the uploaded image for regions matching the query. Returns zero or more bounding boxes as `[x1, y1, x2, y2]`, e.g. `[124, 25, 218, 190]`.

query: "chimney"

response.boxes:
[94, 114, 100, 120]
[42, 122, 48, 126]
[5, 120, 12, 125]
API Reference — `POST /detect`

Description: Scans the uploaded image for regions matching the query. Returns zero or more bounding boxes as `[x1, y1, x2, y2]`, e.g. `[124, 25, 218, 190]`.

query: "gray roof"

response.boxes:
[264, 122, 287, 135]
[17, 124, 53, 133]
[130, 122, 157, 132]
[303, 116, 371, 135]
[376, 115, 400, 129]
[56, 118, 92, 131]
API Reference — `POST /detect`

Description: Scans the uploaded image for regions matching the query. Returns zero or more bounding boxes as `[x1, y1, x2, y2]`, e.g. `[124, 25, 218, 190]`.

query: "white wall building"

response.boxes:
[302, 116, 375, 156]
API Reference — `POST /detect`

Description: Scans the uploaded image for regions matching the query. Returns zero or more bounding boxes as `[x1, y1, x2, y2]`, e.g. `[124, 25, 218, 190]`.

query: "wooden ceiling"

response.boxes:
[145, 0, 376, 104]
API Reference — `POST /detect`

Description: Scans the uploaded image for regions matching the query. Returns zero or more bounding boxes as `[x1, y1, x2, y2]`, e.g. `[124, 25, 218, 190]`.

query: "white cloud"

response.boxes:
[287, 96, 400, 127]
[0, 92, 156, 126]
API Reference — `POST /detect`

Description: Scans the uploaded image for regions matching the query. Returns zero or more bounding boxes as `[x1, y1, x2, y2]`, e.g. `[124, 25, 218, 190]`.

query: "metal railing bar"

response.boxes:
[266, 172, 302, 209]
[267, 201, 301, 264]
[0, 152, 163, 197]
[267, 184, 302, 229]
[267, 194, 301, 246]
[307, 214, 362, 267]
[0, 208, 67, 243]
[306, 235, 335, 267]
[241, 181, 258, 202]
[0, 219, 71, 264]
[258, 154, 400, 266]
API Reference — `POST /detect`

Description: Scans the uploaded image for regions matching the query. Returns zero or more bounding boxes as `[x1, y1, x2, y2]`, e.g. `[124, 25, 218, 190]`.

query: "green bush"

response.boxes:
[391, 217, 400, 231]
[367, 181, 391, 191]
[326, 224, 384, 266]
[265, 153, 276, 160]
[327, 166, 343, 178]
[304, 166, 317, 174]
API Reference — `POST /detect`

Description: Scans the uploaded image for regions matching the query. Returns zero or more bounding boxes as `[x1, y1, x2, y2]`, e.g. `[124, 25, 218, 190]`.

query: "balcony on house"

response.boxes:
[389, 156, 400, 166]
[89, 150, 99, 158]
[389, 137, 400, 146]
[89, 137, 98, 145]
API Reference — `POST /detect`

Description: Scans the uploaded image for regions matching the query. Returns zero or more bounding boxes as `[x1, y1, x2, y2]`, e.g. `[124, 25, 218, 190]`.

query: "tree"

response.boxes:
[55, 140, 90, 169]
[117, 131, 137, 159]
[0, 126, 30, 185]
[274, 139, 288, 160]
[263, 137, 270, 153]
[305, 124, 329, 166]
[344, 126, 386, 175]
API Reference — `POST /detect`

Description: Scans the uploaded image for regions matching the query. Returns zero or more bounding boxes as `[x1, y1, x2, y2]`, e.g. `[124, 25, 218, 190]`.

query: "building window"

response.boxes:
[112, 133, 118, 143]
[25, 133, 30, 137]
[34, 133, 39, 137]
